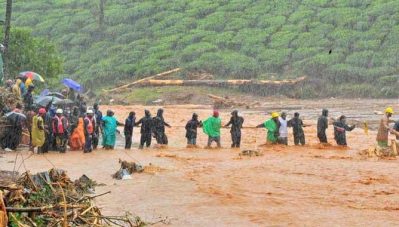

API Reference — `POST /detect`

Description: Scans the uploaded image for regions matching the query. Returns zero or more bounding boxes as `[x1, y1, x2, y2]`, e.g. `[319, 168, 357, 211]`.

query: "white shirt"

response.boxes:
[279, 117, 288, 138]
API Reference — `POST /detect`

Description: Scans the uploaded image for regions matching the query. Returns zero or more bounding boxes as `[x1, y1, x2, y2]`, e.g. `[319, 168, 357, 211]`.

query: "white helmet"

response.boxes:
[56, 109, 63, 114]
[87, 109, 94, 114]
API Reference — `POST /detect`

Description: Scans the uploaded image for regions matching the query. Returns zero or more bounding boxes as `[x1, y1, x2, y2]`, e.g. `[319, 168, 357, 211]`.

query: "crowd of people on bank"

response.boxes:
[1, 95, 103, 153]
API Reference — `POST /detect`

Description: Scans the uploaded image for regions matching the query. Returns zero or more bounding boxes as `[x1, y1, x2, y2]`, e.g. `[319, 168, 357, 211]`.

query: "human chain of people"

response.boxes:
[2, 78, 395, 152]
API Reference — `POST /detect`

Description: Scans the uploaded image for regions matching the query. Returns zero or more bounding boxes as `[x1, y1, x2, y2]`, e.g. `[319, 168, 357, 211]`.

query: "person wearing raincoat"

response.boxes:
[124, 111, 136, 149]
[288, 112, 306, 145]
[1, 103, 24, 151]
[32, 108, 46, 153]
[12, 79, 22, 98]
[317, 109, 329, 143]
[69, 109, 85, 151]
[135, 110, 153, 149]
[10, 104, 24, 150]
[42, 106, 56, 152]
[203, 110, 222, 148]
[333, 115, 355, 146]
[257, 112, 280, 144]
[224, 110, 244, 148]
[25, 78, 33, 90]
[23, 85, 35, 111]
[92, 103, 103, 149]
[153, 109, 171, 145]
[185, 113, 202, 147]
[102, 110, 123, 149]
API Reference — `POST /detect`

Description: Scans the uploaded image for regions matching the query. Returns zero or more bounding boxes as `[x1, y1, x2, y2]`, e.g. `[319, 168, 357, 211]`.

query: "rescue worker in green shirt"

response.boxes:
[203, 110, 222, 148]
[257, 112, 281, 144]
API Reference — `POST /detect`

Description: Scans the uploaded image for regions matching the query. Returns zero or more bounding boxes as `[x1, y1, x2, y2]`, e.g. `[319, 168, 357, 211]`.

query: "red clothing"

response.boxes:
[53, 115, 67, 134]
[84, 116, 94, 134]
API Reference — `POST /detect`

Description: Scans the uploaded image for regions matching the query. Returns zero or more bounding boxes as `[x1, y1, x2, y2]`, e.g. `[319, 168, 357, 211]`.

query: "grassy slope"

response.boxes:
[1, 0, 399, 97]
[104, 86, 247, 105]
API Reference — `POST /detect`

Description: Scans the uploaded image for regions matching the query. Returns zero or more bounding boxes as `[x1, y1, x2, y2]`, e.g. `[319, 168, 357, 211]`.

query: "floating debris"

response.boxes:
[359, 143, 398, 158]
[113, 159, 144, 180]
[239, 150, 263, 157]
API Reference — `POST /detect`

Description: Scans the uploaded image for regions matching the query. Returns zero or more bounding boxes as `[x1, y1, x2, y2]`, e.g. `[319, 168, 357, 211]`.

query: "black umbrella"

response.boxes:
[46, 92, 65, 99]
[5, 111, 27, 122]
[35, 96, 74, 107]
[53, 98, 74, 106]
[35, 96, 58, 107]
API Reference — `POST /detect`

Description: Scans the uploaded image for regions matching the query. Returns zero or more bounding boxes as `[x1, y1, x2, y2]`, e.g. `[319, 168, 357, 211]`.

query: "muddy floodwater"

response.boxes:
[1, 99, 399, 226]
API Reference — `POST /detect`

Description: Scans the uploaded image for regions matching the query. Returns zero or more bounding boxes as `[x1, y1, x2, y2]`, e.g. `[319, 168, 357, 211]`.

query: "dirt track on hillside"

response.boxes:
[1, 101, 399, 226]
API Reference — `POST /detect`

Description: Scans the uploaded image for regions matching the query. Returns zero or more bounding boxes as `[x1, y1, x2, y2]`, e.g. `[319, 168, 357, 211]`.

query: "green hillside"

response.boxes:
[2, 0, 399, 97]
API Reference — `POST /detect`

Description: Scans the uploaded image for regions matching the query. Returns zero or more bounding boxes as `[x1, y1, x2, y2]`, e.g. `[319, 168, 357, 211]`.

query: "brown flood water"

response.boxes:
[1, 99, 399, 226]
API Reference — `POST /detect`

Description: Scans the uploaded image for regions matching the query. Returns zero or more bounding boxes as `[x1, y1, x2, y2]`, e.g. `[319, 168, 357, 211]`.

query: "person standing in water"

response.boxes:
[52, 109, 69, 153]
[32, 108, 46, 153]
[92, 103, 103, 149]
[288, 112, 306, 145]
[102, 110, 123, 150]
[224, 110, 244, 148]
[84, 109, 96, 153]
[124, 111, 136, 149]
[203, 110, 222, 148]
[69, 107, 85, 151]
[135, 110, 153, 149]
[333, 115, 355, 146]
[317, 109, 329, 143]
[376, 107, 394, 148]
[153, 109, 171, 145]
[278, 112, 288, 145]
[185, 113, 202, 147]
[257, 112, 280, 144]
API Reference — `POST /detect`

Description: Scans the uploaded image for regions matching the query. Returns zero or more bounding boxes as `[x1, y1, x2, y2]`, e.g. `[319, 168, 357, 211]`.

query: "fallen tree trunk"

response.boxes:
[104, 68, 181, 92]
[135, 76, 306, 87]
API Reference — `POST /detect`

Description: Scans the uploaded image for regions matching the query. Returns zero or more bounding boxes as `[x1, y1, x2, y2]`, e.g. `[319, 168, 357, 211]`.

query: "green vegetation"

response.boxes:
[1, 0, 398, 97]
[115, 86, 245, 104]
[0, 28, 63, 83]
[125, 87, 164, 104]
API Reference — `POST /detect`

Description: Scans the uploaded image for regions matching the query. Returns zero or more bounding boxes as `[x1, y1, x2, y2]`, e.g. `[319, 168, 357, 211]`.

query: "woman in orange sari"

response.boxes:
[69, 107, 85, 150]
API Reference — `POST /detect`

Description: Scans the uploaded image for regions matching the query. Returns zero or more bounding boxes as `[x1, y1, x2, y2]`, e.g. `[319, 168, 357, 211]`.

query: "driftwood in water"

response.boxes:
[208, 94, 245, 107]
[207, 94, 260, 109]
[135, 76, 306, 87]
